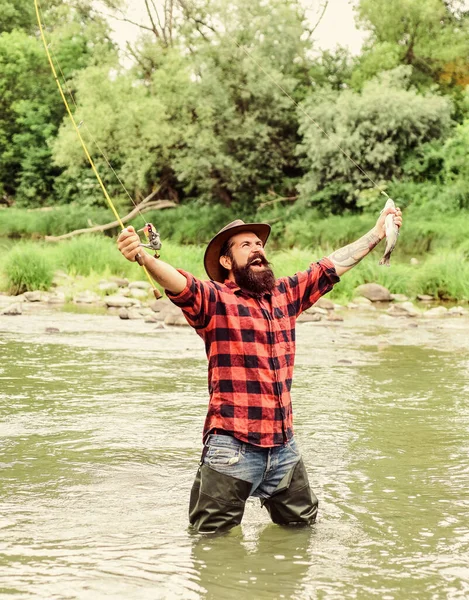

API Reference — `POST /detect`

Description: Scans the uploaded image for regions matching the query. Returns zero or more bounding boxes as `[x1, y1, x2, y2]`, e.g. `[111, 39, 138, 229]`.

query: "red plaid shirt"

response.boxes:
[167, 258, 339, 447]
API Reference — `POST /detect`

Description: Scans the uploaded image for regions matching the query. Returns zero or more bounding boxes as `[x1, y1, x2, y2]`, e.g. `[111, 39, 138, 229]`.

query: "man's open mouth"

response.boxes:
[249, 257, 265, 267]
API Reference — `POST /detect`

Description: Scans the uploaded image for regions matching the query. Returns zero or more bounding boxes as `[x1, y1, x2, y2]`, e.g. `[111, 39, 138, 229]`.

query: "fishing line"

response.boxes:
[41, 11, 148, 228]
[177, 0, 390, 199]
[34, 0, 162, 298]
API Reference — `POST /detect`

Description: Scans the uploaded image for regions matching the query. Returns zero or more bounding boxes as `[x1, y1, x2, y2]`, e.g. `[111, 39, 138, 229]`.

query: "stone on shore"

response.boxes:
[129, 288, 149, 299]
[104, 295, 140, 308]
[355, 283, 392, 302]
[129, 281, 152, 290]
[24, 291, 42, 302]
[423, 306, 448, 318]
[48, 292, 66, 304]
[314, 297, 335, 310]
[98, 281, 119, 294]
[109, 277, 129, 288]
[387, 302, 419, 317]
[417, 294, 434, 302]
[1, 303, 22, 315]
[390, 293, 409, 302]
[327, 312, 344, 322]
[164, 313, 189, 326]
[297, 312, 322, 323]
[353, 296, 372, 305]
[305, 306, 328, 316]
[74, 291, 101, 304]
[448, 306, 466, 316]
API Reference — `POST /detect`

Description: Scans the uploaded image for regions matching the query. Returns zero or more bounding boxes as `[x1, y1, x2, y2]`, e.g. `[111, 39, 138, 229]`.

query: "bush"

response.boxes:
[0, 205, 111, 238]
[58, 235, 133, 277]
[4, 243, 54, 294]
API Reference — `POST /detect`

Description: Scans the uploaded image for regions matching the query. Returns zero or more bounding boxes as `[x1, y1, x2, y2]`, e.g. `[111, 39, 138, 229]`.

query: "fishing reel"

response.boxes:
[134, 223, 163, 300]
[138, 223, 162, 258]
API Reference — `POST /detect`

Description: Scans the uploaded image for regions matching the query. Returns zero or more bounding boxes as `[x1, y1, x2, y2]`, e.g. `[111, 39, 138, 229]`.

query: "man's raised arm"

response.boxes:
[328, 205, 402, 277]
[117, 227, 186, 294]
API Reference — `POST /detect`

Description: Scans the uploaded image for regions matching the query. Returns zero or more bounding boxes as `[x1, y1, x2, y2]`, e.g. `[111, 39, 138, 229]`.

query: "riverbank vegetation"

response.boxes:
[2, 233, 468, 303]
[1, 0, 469, 300]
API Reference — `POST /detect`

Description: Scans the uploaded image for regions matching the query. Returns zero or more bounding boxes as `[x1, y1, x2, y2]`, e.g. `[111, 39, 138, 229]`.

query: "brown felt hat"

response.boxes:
[204, 220, 271, 282]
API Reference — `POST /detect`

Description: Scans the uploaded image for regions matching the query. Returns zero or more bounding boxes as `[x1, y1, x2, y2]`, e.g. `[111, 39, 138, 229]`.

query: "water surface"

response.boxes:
[1, 310, 468, 599]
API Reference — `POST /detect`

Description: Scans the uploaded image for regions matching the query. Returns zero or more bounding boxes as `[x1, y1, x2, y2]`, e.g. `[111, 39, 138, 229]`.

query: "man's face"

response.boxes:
[220, 232, 275, 294]
[229, 232, 268, 270]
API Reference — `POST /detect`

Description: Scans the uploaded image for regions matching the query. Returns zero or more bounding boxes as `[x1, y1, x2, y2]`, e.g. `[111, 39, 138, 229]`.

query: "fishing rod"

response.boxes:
[34, 0, 163, 299]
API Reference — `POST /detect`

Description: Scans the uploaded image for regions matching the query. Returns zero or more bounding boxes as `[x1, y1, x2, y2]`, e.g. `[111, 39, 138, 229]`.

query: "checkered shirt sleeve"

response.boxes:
[279, 257, 340, 316]
[165, 269, 217, 329]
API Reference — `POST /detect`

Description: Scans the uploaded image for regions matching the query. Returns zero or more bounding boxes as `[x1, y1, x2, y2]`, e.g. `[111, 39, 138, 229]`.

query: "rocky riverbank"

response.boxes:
[1, 275, 467, 324]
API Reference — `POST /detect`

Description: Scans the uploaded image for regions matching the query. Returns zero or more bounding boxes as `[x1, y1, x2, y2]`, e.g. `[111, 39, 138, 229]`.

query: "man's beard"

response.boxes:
[231, 253, 276, 295]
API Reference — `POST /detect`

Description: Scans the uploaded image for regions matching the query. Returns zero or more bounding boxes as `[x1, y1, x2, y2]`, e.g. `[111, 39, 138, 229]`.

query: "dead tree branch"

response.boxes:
[45, 198, 177, 242]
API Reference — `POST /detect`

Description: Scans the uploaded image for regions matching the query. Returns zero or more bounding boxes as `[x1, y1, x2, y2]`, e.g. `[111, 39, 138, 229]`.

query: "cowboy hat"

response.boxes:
[204, 219, 271, 282]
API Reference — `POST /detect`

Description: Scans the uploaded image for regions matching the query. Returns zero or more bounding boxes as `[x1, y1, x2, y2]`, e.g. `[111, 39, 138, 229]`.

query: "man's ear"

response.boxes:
[219, 255, 232, 270]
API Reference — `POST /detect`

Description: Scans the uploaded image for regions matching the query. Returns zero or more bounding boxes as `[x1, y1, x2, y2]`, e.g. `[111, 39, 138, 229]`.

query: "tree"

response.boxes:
[297, 66, 453, 214]
[353, 0, 469, 91]
[0, 2, 116, 206]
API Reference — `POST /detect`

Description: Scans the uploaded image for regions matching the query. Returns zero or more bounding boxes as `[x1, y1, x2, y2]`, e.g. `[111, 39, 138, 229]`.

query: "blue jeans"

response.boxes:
[189, 434, 318, 532]
[203, 434, 302, 498]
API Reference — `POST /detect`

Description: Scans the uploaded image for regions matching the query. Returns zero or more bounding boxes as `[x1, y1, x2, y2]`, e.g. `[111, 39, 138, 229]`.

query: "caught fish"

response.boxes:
[379, 198, 399, 267]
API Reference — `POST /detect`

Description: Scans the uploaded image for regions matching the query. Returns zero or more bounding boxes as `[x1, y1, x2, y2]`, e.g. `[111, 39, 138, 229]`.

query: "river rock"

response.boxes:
[164, 313, 189, 326]
[144, 313, 159, 323]
[387, 302, 419, 317]
[45, 327, 60, 333]
[149, 299, 171, 313]
[74, 291, 101, 304]
[297, 312, 322, 323]
[448, 306, 466, 316]
[390, 293, 409, 302]
[354, 296, 372, 305]
[355, 283, 392, 302]
[315, 297, 335, 310]
[24, 291, 42, 302]
[417, 294, 434, 302]
[104, 295, 139, 308]
[48, 292, 66, 304]
[423, 306, 448, 318]
[98, 281, 119, 293]
[109, 277, 129, 288]
[347, 302, 359, 309]
[129, 288, 149, 299]
[327, 312, 344, 322]
[305, 306, 328, 316]
[129, 280, 152, 290]
[1, 303, 22, 315]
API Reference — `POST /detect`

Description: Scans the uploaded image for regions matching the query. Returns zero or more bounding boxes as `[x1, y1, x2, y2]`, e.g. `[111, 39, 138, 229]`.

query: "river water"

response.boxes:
[1, 308, 469, 599]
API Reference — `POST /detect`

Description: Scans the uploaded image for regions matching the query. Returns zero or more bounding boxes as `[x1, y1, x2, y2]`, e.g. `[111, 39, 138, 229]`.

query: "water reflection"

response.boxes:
[191, 525, 314, 600]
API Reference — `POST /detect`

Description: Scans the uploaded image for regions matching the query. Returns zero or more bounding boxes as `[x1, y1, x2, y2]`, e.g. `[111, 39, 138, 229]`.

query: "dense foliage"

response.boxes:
[1, 0, 469, 216]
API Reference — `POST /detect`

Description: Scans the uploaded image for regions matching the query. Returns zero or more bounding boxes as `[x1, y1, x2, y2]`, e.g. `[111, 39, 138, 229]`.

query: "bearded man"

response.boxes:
[118, 209, 402, 534]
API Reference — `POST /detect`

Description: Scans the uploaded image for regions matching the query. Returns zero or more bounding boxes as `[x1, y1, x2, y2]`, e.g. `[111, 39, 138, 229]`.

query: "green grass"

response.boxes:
[1, 233, 468, 302]
[3, 242, 54, 294]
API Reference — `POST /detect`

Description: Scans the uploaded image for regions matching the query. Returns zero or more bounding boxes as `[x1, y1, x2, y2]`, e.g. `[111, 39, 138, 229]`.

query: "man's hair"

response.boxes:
[218, 238, 235, 279]
[219, 238, 235, 260]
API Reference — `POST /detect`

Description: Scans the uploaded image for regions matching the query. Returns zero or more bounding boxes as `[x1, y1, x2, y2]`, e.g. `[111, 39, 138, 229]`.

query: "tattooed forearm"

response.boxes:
[328, 230, 382, 275]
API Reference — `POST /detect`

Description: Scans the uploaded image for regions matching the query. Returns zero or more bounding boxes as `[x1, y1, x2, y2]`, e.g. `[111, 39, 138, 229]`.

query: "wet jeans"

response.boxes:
[203, 434, 302, 498]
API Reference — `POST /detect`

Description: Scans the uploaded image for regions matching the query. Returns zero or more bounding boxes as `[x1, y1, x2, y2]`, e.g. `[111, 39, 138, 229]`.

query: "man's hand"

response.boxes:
[374, 204, 403, 240]
[117, 226, 142, 263]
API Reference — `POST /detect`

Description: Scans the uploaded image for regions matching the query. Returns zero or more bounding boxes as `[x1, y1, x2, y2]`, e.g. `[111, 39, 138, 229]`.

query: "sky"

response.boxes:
[106, 0, 366, 56]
